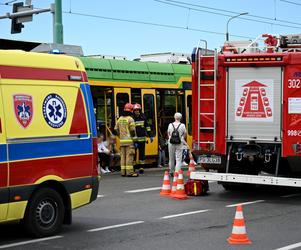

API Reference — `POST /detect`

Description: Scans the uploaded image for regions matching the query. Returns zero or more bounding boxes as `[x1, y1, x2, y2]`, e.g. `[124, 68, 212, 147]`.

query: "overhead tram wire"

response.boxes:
[155, 0, 301, 28]
[280, 0, 301, 6]
[64, 11, 253, 39]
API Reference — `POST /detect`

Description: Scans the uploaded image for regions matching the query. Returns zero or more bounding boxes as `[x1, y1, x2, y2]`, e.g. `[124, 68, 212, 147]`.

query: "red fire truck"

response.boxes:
[191, 34, 301, 188]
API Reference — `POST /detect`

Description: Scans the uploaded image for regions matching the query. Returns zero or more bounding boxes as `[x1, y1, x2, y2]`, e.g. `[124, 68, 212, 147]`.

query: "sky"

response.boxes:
[1, 0, 301, 59]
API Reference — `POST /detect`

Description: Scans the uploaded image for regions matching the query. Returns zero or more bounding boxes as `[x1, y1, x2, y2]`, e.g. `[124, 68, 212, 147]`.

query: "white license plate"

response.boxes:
[199, 156, 221, 164]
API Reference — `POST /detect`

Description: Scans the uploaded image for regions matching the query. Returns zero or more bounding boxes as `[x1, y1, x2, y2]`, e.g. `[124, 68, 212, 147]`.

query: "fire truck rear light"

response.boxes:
[85, 184, 91, 189]
[14, 195, 21, 201]
[293, 144, 301, 154]
[276, 57, 282, 61]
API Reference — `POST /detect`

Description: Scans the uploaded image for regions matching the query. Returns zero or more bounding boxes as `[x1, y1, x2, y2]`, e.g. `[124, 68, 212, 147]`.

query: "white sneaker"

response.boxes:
[182, 161, 188, 166]
[100, 167, 107, 174]
[105, 167, 111, 173]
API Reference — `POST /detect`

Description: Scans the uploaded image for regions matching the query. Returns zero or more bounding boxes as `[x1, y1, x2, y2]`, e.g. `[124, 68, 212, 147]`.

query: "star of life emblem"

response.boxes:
[42, 93, 67, 128]
[13, 94, 33, 128]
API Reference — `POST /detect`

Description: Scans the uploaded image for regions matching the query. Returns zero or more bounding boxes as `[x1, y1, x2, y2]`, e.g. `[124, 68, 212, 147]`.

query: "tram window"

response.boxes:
[187, 95, 192, 135]
[116, 93, 129, 118]
[132, 89, 141, 105]
[143, 94, 156, 136]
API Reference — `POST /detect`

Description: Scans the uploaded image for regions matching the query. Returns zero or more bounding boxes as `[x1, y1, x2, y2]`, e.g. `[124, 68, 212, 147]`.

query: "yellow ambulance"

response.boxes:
[0, 50, 99, 237]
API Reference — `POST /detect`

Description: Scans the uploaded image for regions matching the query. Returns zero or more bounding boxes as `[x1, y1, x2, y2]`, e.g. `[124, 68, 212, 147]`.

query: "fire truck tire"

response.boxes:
[23, 187, 65, 238]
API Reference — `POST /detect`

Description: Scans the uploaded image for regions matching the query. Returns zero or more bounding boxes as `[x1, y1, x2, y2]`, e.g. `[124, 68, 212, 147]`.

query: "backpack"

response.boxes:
[169, 123, 182, 144]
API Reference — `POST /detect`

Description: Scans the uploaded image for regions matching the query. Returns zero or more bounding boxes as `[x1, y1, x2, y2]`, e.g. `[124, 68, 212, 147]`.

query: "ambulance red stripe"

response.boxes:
[0, 65, 87, 82]
[9, 154, 93, 186]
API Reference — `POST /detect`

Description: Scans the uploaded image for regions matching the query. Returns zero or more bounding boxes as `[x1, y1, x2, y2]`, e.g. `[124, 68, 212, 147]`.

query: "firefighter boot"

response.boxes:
[121, 167, 126, 177]
[126, 166, 139, 177]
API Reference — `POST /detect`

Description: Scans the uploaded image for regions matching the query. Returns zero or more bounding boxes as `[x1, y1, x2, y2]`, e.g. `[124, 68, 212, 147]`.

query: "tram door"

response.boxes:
[142, 89, 158, 157]
[185, 90, 192, 149]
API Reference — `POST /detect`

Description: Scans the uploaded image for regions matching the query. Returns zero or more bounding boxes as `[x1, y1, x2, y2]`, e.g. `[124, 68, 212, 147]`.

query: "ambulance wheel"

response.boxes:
[23, 188, 65, 238]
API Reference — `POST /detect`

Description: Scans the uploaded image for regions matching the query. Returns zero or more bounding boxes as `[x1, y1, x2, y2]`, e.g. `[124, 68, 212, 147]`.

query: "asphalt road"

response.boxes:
[1, 169, 301, 250]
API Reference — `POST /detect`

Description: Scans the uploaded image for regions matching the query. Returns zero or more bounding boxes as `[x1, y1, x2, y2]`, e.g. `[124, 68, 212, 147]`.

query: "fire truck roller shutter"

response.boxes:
[227, 67, 282, 141]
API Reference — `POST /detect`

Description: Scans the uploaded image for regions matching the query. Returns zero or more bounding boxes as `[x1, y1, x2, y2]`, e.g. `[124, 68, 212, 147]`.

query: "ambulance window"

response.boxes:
[116, 93, 129, 118]
[143, 94, 156, 136]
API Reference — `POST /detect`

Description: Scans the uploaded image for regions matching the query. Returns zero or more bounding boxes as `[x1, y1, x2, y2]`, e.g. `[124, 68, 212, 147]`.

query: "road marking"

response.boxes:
[124, 187, 162, 193]
[97, 194, 105, 198]
[0, 236, 63, 249]
[160, 209, 210, 219]
[208, 181, 216, 183]
[275, 242, 301, 250]
[226, 200, 265, 207]
[87, 221, 145, 232]
[281, 193, 301, 198]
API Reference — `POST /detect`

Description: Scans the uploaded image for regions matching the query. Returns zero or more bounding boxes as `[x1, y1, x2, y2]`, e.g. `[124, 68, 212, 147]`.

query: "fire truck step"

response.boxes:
[200, 69, 215, 72]
[200, 84, 215, 87]
[200, 127, 215, 130]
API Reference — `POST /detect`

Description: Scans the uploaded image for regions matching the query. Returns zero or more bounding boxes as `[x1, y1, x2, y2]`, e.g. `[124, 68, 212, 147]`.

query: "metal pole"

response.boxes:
[226, 12, 248, 42]
[53, 0, 63, 44]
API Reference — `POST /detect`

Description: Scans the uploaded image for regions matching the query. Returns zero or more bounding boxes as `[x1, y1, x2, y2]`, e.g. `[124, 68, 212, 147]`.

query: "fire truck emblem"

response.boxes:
[235, 80, 273, 122]
[13, 94, 33, 128]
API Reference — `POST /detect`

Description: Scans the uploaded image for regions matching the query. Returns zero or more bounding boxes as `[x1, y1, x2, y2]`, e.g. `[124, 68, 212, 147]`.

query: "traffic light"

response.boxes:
[11, 2, 24, 34]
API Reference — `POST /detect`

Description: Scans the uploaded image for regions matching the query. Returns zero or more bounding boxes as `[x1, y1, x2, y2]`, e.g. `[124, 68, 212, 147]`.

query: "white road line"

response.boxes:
[0, 236, 63, 249]
[275, 242, 301, 250]
[124, 187, 162, 193]
[160, 209, 210, 219]
[87, 221, 145, 232]
[281, 193, 301, 198]
[226, 200, 265, 208]
[208, 181, 216, 183]
[97, 194, 105, 198]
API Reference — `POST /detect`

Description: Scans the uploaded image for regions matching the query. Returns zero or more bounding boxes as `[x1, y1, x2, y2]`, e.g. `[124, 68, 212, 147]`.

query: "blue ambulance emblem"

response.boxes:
[42, 93, 67, 128]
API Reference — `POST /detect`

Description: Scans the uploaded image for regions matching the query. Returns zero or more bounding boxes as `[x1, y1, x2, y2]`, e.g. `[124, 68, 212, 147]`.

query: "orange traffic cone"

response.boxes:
[172, 170, 188, 200]
[170, 172, 178, 197]
[160, 171, 171, 196]
[227, 205, 252, 245]
[188, 158, 196, 178]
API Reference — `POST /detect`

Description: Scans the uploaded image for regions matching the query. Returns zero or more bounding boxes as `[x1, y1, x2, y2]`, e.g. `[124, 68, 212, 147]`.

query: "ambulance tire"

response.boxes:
[23, 188, 65, 238]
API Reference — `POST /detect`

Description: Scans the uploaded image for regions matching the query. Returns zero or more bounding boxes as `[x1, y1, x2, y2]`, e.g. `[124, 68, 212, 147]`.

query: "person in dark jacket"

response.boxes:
[132, 103, 153, 173]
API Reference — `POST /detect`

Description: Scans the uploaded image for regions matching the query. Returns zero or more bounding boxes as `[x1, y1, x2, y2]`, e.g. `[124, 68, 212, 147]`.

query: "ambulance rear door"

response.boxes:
[0, 80, 8, 221]
[227, 67, 282, 141]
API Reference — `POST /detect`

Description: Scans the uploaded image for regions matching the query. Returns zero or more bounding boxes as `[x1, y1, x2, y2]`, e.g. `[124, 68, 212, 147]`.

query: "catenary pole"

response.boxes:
[53, 0, 63, 44]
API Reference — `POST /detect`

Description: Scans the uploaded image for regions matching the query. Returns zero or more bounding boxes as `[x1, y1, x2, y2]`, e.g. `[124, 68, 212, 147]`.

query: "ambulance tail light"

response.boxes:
[293, 143, 301, 154]
[92, 138, 100, 176]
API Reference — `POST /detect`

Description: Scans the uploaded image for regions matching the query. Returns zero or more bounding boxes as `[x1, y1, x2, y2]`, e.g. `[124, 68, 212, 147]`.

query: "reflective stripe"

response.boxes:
[120, 139, 133, 143]
[135, 121, 144, 126]
[232, 226, 246, 234]
[235, 211, 244, 219]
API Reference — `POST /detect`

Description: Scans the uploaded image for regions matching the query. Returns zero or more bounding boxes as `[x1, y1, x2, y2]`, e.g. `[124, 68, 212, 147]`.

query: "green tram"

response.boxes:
[79, 57, 192, 164]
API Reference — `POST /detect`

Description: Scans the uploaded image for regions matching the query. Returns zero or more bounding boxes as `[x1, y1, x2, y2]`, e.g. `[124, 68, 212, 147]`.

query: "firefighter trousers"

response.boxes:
[135, 141, 146, 164]
[120, 145, 135, 176]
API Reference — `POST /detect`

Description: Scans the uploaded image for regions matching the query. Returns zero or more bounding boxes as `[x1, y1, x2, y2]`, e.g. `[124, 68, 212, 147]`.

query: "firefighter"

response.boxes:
[132, 103, 154, 173]
[114, 103, 138, 177]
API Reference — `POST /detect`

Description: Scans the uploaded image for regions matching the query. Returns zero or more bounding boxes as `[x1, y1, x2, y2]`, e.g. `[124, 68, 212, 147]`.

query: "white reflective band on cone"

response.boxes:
[162, 185, 170, 189]
[235, 211, 244, 219]
[232, 225, 247, 234]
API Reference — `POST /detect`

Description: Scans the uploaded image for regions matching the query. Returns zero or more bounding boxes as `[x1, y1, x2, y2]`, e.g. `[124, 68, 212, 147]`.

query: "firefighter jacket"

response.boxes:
[114, 115, 136, 146]
[133, 113, 153, 142]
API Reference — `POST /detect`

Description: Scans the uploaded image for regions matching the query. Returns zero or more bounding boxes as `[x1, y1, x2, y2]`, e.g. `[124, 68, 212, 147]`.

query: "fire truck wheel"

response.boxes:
[23, 187, 65, 238]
